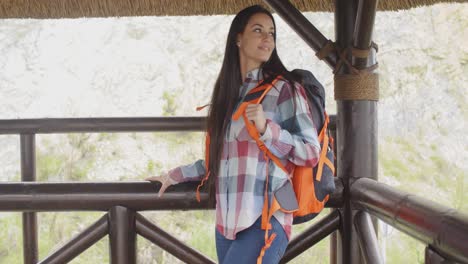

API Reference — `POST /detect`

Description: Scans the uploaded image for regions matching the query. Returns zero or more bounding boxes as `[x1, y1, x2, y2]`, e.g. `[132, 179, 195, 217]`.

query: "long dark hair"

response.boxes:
[205, 5, 296, 200]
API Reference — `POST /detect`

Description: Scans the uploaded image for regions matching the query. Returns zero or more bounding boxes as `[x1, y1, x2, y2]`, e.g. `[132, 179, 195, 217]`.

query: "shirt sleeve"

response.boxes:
[167, 159, 206, 183]
[260, 81, 321, 167]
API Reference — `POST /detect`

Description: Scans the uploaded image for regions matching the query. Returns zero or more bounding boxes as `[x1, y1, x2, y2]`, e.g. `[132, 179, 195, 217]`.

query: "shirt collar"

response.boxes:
[244, 68, 263, 83]
[239, 68, 262, 98]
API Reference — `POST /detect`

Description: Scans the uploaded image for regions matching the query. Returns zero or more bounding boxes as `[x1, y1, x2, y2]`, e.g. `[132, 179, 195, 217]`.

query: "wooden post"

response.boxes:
[353, 0, 380, 240]
[334, 0, 360, 262]
[21, 134, 38, 264]
[335, 0, 378, 263]
[109, 206, 136, 264]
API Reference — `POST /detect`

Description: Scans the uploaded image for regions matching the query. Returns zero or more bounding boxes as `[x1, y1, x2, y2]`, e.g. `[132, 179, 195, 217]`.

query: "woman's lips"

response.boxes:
[258, 46, 271, 51]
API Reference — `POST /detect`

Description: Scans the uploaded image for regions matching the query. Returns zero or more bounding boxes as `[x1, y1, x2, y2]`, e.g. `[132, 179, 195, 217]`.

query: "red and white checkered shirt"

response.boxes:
[168, 68, 320, 240]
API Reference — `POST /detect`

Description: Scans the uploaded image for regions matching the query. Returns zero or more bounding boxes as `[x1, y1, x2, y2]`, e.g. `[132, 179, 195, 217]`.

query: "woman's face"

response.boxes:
[237, 13, 275, 69]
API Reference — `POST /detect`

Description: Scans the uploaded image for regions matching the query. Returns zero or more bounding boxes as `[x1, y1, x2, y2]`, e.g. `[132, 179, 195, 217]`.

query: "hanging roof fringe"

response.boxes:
[0, 0, 464, 19]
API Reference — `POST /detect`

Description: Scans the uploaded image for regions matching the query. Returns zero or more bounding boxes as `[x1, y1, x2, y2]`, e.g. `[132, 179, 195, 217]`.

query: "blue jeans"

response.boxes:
[215, 216, 288, 264]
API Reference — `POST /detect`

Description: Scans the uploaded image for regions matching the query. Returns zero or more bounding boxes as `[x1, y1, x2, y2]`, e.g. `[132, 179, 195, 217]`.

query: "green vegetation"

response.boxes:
[379, 137, 467, 213]
[162, 91, 178, 116]
[0, 214, 21, 264]
[36, 134, 98, 182]
[384, 232, 425, 264]
[379, 136, 467, 264]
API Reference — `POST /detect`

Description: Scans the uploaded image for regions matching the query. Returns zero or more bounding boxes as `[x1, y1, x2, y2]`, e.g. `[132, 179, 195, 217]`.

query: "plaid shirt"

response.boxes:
[168, 68, 320, 240]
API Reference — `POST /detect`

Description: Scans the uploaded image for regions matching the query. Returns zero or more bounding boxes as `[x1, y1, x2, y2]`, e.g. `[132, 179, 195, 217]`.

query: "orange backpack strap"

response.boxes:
[315, 113, 335, 181]
[232, 76, 287, 173]
[195, 133, 211, 202]
[195, 104, 212, 202]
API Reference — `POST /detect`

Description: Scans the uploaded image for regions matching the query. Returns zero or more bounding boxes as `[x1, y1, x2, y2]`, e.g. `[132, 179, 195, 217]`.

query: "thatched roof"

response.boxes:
[0, 0, 463, 19]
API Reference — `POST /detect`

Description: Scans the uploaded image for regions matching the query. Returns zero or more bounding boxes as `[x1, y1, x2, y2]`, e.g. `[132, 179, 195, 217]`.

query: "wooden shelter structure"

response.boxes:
[0, 0, 467, 264]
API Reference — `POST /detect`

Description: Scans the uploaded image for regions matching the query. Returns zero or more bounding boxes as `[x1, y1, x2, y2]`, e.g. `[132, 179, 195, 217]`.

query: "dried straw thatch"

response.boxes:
[0, 0, 464, 19]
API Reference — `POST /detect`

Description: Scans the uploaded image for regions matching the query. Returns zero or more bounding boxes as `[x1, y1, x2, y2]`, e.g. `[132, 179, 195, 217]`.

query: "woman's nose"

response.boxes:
[261, 32, 273, 41]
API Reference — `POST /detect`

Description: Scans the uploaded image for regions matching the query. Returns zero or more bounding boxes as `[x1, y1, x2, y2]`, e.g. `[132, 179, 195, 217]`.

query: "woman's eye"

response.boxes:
[254, 28, 262, 33]
[269, 32, 275, 36]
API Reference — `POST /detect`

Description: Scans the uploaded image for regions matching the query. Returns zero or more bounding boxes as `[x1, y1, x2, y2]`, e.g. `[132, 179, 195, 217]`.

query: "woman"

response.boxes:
[146, 5, 320, 264]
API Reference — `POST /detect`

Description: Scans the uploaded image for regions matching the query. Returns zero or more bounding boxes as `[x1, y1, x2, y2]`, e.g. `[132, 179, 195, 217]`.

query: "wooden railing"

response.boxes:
[0, 117, 467, 264]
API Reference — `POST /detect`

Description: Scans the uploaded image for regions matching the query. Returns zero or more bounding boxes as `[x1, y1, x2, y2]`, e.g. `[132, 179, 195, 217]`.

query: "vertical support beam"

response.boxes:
[108, 206, 136, 264]
[334, 0, 360, 263]
[353, 0, 379, 68]
[353, 0, 380, 240]
[330, 122, 339, 264]
[354, 211, 383, 264]
[330, 229, 338, 264]
[21, 134, 38, 264]
[335, 0, 377, 264]
[335, 0, 378, 263]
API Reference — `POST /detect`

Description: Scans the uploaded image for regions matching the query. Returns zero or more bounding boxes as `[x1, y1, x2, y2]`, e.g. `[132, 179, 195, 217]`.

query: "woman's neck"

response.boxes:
[239, 57, 261, 82]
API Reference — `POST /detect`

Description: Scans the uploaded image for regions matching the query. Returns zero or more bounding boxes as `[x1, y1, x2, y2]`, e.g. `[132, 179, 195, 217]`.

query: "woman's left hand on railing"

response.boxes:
[145, 172, 177, 197]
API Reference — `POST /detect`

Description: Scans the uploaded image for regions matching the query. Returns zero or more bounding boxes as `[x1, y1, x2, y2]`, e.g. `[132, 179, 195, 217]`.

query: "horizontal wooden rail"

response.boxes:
[0, 182, 210, 211]
[0, 179, 343, 212]
[0, 116, 337, 134]
[0, 117, 206, 134]
[351, 178, 468, 263]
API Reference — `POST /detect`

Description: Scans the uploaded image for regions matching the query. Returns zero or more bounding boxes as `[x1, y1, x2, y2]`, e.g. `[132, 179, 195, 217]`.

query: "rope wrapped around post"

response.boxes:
[316, 39, 379, 101]
[334, 73, 379, 101]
